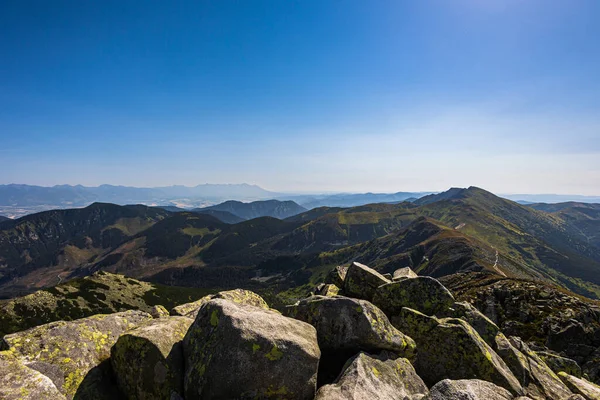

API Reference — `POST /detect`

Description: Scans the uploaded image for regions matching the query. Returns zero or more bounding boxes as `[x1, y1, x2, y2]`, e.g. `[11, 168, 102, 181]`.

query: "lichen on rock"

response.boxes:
[111, 316, 193, 399]
[183, 298, 320, 399]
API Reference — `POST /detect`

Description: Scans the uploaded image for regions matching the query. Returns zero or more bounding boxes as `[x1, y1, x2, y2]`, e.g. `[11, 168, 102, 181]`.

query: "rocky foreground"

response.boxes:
[2, 263, 600, 399]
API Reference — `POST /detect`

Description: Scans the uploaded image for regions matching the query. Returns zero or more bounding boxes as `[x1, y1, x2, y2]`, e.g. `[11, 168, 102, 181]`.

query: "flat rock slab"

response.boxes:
[315, 352, 428, 400]
[1, 310, 152, 399]
[111, 316, 193, 400]
[184, 298, 320, 399]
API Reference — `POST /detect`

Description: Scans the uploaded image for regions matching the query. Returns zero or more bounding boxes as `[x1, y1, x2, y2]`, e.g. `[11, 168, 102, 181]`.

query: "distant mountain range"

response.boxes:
[195, 200, 307, 220]
[1, 186, 599, 301]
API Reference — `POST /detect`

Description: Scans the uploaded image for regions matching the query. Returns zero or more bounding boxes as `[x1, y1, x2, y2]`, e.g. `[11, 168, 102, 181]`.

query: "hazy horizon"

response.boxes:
[1, 1, 599, 195]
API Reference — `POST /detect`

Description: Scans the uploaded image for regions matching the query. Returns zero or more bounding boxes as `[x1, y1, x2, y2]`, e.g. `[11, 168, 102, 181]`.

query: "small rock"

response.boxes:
[423, 379, 513, 400]
[393, 267, 418, 281]
[372, 276, 455, 317]
[170, 289, 268, 318]
[343, 262, 391, 301]
[184, 298, 320, 399]
[315, 352, 428, 400]
[325, 266, 348, 288]
[150, 305, 170, 318]
[111, 316, 193, 400]
[316, 284, 341, 297]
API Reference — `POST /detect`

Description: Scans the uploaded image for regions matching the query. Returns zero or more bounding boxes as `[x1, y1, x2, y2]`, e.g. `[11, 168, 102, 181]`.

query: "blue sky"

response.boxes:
[1, 0, 599, 194]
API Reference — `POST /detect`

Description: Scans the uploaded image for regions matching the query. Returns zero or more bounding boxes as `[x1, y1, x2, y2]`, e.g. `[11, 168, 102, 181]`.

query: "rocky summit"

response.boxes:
[2, 266, 600, 399]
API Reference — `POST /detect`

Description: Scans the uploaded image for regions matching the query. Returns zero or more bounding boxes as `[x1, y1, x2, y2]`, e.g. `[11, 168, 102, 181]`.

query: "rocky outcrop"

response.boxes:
[494, 333, 572, 399]
[0, 351, 66, 400]
[394, 307, 522, 394]
[170, 288, 269, 318]
[1, 310, 152, 399]
[372, 276, 455, 317]
[393, 267, 418, 280]
[423, 379, 514, 400]
[343, 262, 391, 301]
[183, 298, 320, 399]
[285, 295, 415, 357]
[315, 352, 428, 400]
[111, 316, 193, 399]
[558, 372, 600, 400]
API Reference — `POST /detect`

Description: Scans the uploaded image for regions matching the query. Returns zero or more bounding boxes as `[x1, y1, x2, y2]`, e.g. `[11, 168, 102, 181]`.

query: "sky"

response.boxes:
[1, 0, 599, 195]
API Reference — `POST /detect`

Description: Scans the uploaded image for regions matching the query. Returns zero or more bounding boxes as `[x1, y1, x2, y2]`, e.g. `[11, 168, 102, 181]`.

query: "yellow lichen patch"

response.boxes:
[210, 310, 219, 327]
[264, 345, 284, 361]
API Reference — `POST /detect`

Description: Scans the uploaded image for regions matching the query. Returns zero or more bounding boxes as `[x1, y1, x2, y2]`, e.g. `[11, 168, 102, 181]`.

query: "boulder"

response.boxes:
[325, 265, 348, 288]
[149, 305, 170, 318]
[343, 262, 391, 301]
[537, 351, 582, 377]
[317, 284, 341, 297]
[558, 372, 600, 400]
[111, 316, 193, 400]
[285, 296, 415, 357]
[372, 276, 455, 317]
[183, 298, 320, 399]
[170, 289, 269, 318]
[393, 267, 418, 281]
[423, 379, 513, 400]
[393, 308, 522, 394]
[494, 334, 572, 400]
[315, 352, 428, 400]
[0, 351, 66, 400]
[1, 310, 152, 399]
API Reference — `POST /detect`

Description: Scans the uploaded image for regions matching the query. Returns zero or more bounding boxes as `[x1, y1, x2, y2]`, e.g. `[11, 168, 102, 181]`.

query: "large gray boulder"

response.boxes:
[343, 262, 391, 301]
[558, 372, 600, 400]
[423, 379, 513, 400]
[285, 296, 416, 357]
[393, 308, 522, 395]
[373, 276, 455, 317]
[183, 298, 320, 399]
[494, 334, 572, 400]
[1, 310, 152, 399]
[0, 350, 66, 400]
[315, 352, 428, 400]
[170, 289, 269, 318]
[111, 316, 193, 400]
